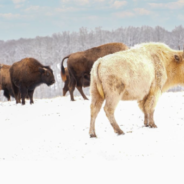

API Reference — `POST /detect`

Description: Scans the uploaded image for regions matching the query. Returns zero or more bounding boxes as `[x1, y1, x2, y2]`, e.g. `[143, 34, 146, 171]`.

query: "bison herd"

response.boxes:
[61, 42, 128, 101]
[1, 42, 184, 137]
[0, 58, 55, 105]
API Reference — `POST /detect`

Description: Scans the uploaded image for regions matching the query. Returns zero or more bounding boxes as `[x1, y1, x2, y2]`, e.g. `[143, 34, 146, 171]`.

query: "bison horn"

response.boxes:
[43, 68, 47, 71]
[39, 67, 47, 73]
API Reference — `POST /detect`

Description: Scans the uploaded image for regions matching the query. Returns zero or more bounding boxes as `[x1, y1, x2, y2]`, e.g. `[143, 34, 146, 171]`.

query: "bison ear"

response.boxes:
[174, 55, 181, 63]
[39, 67, 45, 73]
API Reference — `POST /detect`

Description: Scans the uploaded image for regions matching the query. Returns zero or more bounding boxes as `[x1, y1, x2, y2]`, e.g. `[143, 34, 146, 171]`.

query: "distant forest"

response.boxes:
[0, 25, 184, 101]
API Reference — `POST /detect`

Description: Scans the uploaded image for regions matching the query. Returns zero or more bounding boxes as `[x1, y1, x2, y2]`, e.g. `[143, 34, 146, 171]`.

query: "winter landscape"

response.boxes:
[1, 0, 184, 183]
[1, 26, 184, 183]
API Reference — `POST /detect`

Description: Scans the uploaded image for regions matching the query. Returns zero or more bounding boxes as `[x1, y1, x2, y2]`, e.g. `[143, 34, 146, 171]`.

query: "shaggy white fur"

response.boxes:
[89, 42, 184, 137]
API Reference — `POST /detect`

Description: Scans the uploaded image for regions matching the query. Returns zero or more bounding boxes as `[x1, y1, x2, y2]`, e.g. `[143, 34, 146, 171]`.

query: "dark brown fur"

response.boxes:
[61, 42, 129, 101]
[61, 67, 90, 96]
[10, 58, 55, 105]
[0, 64, 14, 101]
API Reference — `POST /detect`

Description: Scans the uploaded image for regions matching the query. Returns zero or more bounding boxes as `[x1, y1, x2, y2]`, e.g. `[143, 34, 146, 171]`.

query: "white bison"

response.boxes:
[89, 42, 184, 137]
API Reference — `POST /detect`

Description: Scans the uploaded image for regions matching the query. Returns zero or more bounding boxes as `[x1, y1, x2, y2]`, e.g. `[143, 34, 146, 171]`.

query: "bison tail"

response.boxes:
[61, 55, 70, 82]
[92, 59, 105, 99]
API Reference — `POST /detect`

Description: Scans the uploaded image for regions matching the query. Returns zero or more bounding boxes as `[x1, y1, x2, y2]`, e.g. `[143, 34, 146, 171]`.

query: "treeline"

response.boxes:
[0, 25, 184, 101]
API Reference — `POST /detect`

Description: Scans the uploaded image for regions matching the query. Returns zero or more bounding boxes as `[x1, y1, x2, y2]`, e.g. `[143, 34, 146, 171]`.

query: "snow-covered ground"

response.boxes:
[1, 92, 184, 183]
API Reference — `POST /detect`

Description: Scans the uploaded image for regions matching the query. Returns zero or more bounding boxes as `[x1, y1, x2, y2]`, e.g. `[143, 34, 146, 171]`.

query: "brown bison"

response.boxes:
[0, 64, 14, 101]
[89, 42, 184, 137]
[10, 58, 55, 105]
[61, 42, 129, 101]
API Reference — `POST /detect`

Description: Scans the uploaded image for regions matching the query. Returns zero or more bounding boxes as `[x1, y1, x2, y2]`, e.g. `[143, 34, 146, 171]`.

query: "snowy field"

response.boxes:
[1, 92, 184, 183]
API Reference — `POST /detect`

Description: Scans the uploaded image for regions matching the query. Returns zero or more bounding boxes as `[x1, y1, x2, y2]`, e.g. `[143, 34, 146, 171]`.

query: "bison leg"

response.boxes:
[63, 87, 68, 96]
[143, 88, 161, 128]
[90, 101, 104, 138]
[104, 97, 124, 135]
[17, 92, 21, 103]
[62, 80, 69, 96]
[148, 111, 157, 128]
[144, 114, 149, 127]
[68, 67, 76, 101]
[138, 98, 149, 127]
[89, 83, 104, 138]
[28, 90, 34, 104]
[76, 85, 88, 100]
[20, 86, 28, 105]
[11, 82, 20, 104]
[69, 85, 75, 101]
[4, 89, 10, 101]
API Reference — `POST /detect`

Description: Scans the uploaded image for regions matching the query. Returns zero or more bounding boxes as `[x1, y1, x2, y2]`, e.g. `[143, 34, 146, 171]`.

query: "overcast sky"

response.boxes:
[0, 0, 184, 41]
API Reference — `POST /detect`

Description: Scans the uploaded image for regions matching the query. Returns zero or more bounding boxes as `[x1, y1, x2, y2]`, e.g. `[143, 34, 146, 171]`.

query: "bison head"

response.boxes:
[39, 66, 55, 86]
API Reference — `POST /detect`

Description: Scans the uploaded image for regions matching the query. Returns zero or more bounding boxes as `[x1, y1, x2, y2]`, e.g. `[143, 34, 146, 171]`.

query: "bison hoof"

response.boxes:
[149, 124, 157, 128]
[116, 129, 124, 135]
[144, 121, 149, 127]
[90, 134, 97, 138]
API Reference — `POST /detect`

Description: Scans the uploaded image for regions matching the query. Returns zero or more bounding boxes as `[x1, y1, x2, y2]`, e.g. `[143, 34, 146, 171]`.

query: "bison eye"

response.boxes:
[46, 72, 50, 76]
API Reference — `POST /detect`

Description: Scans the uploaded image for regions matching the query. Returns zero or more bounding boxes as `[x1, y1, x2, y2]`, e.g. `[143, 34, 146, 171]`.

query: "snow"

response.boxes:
[1, 92, 184, 183]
